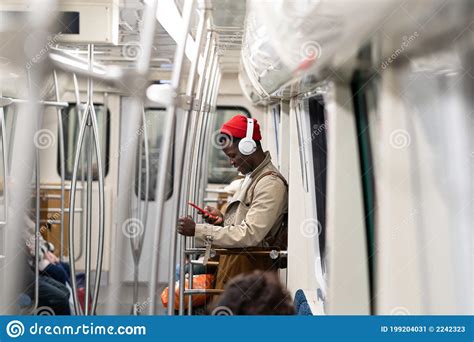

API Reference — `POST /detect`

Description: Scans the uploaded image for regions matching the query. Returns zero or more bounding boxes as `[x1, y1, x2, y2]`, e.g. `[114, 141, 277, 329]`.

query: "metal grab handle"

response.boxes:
[72, 73, 85, 263]
[130, 107, 150, 313]
[68, 45, 105, 315]
[89, 92, 105, 316]
[148, 0, 194, 315]
[0, 97, 69, 108]
[52, 70, 66, 261]
[68, 89, 88, 316]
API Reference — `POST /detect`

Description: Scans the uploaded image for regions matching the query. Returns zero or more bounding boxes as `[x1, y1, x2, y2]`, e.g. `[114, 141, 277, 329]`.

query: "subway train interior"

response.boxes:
[0, 0, 472, 316]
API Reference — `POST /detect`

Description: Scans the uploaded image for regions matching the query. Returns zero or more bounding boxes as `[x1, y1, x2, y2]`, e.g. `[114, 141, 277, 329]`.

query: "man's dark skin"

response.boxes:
[177, 138, 266, 236]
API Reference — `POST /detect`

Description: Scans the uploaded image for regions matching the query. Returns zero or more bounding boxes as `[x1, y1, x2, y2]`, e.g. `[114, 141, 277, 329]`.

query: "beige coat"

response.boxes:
[195, 151, 288, 288]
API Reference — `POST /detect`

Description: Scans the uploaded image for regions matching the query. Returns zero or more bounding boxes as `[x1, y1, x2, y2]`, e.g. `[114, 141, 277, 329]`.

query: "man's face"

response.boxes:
[223, 143, 252, 174]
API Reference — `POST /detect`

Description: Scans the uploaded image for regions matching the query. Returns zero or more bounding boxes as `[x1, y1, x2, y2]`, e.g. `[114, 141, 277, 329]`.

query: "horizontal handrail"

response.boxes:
[185, 247, 287, 260]
[190, 260, 219, 266]
[40, 208, 83, 213]
[36, 185, 84, 190]
[183, 289, 224, 295]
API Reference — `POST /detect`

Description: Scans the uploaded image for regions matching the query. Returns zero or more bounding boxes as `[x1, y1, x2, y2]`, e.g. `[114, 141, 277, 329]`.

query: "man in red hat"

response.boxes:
[178, 114, 288, 289]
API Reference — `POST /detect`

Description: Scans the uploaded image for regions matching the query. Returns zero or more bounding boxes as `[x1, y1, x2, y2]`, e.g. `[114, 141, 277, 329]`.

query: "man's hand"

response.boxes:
[177, 216, 196, 236]
[199, 206, 224, 225]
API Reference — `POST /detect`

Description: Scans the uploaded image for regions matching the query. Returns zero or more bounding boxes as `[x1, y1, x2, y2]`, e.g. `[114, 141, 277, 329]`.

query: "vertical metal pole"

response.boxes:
[89, 46, 106, 316]
[131, 126, 143, 311]
[68, 106, 88, 316]
[195, 52, 218, 206]
[140, 108, 150, 254]
[31, 68, 45, 314]
[148, 0, 194, 315]
[185, 35, 215, 315]
[33, 146, 40, 313]
[192, 41, 216, 208]
[186, 40, 217, 315]
[105, 0, 157, 316]
[0, 100, 7, 305]
[178, 5, 209, 315]
[83, 44, 95, 315]
[53, 70, 66, 261]
[85, 113, 92, 315]
[131, 107, 150, 314]
[89, 104, 105, 315]
[72, 73, 85, 263]
[200, 67, 221, 198]
[187, 30, 213, 224]
[0, 103, 8, 225]
[1, 3, 57, 314]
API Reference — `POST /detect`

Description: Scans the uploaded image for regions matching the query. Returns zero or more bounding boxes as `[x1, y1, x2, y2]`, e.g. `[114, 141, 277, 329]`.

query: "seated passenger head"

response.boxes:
[211, 270, 295, 315]
[218, 114, 263, 174]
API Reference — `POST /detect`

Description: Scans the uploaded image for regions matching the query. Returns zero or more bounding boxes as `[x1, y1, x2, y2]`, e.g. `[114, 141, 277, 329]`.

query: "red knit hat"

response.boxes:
[220, 115, 262, 141]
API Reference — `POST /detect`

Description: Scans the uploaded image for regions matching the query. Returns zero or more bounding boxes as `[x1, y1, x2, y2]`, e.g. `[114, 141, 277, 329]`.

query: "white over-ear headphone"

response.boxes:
[238, 118, 257, 155]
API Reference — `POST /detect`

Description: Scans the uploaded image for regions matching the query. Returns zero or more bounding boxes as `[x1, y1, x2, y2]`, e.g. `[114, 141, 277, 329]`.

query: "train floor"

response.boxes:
[96, 282, 167, 315]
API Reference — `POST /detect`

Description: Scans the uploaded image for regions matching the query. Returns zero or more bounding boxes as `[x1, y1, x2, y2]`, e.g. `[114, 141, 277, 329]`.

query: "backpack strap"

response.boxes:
[249, 171, 289, 253]
[249, 171, 288, 203]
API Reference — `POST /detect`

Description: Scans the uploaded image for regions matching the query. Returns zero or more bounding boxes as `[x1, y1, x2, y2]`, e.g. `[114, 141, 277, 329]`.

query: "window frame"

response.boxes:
[57, 103, 111, 181]
[134, 107, 174, 201]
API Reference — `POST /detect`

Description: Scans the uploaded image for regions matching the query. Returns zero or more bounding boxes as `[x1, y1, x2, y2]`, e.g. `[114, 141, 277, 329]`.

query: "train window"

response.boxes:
[58, 104, 110, 180]
[134, 108, 173, 201]
[207, 107, 251, 184]
[308, 96, 328, 263]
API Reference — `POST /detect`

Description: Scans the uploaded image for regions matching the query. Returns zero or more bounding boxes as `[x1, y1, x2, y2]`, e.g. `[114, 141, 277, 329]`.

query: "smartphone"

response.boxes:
[187, 202, 218, 221]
